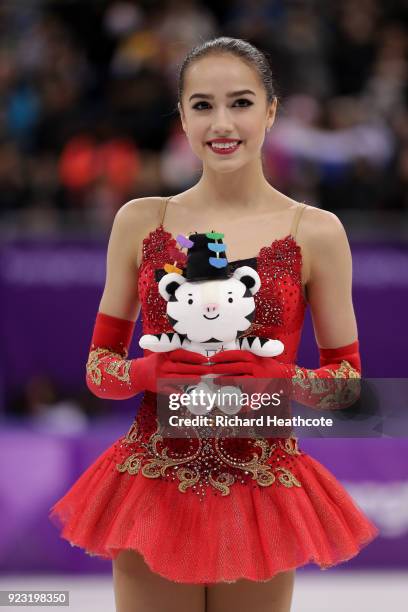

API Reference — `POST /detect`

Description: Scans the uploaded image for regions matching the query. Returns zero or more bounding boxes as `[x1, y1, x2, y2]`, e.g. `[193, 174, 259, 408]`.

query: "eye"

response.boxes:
[228, 297, 233, 303]
[192, 101, 210, 111]
[192, 99, 253, 111]
[188, 298, 193, 305]
[233, 98, 253, 108]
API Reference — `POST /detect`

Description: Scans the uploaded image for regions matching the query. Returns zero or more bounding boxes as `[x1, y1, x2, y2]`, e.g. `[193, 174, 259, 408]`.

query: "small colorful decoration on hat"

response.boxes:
[163, 262, 183, 274]
[160, 230, 231, 282]
[206, 230, 227, 269]
[176, 234, 194, 249]
[163, 234, 193, 275]
[182, 231, 231, 281]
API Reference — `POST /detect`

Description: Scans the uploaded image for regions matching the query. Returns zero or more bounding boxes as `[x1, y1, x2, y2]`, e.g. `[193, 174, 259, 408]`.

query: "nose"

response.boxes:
[205, 303, 219, 313]
[212, 106, 234, 133]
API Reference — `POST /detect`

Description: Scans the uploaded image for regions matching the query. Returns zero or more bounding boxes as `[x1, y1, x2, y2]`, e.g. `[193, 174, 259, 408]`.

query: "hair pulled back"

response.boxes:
[178, 37, 277, 108]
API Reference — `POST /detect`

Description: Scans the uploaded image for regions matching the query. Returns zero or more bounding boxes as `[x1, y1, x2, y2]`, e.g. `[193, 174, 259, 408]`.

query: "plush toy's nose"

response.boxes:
[205, 303, 219, 313]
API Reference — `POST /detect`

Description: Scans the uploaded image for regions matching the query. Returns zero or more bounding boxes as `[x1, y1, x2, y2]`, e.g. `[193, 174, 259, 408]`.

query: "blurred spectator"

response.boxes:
[328, 0, 379, 96]
[7, 372, 111, 429]
[160, 119, 201, 190]
[155, 0, 218, 89]
[8, 374, 89, 433]
[0, 140, 28, 215]
[0, 0, 407, 420]
[59, 132, 141, 220]
[0, 0, 406, 229]
[272, 3, 334, 98]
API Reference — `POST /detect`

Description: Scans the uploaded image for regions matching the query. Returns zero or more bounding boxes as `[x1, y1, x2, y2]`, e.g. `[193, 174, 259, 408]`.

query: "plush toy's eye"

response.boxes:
[228, 297, 233, 303]
[188, 298, 194, 305]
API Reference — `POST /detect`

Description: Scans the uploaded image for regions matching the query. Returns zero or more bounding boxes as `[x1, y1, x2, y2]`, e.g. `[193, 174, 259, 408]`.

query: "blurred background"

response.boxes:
[0, 0, 407, 610]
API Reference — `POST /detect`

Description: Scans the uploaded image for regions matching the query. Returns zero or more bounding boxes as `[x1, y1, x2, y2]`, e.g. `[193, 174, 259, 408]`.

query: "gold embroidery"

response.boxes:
[178, 468, 201, 492]
[214, 435, 276, 492]
[116, 417, 302, 497]
[292, 366, 330, 394]
[86, 346, 131, 386]
[324, 360, 361, 379]
[208, 472, 236, 496]
[293, 360, 360, 387]
[117, 453, 144, 475]
[140, 428, 203, 491]
[123, 420, 140, 444]
[317, 378, 361, 410]
[275, 467, 302, 488]
[278, 436, 300, 455]
[292, 360, 361, 409]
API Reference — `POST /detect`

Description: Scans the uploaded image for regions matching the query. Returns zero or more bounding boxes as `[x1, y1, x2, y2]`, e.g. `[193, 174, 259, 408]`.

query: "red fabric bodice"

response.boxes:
[109, 226, 310, 500]
[138, 225, 307, 363]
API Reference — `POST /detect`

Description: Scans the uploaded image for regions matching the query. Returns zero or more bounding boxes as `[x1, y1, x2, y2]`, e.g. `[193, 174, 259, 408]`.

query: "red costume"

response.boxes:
[49, 200, 379, 584]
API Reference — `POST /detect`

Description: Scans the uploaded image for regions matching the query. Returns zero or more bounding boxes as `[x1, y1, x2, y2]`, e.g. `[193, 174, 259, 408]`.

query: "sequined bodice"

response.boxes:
[138, 225, 307, 363]
[113, 225, 308, 500]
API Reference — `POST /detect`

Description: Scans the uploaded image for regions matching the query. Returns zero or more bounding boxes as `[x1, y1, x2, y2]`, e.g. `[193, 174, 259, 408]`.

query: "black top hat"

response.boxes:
[155, 231, 232, 283]
[183, 232, 231, 281]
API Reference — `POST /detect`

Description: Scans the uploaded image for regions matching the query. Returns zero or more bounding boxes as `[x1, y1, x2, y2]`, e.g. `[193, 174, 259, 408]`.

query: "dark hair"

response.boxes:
[178, 37, 277, 109]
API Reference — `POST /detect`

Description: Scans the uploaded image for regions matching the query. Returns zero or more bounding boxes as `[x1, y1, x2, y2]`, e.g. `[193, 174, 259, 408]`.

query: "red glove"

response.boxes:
[209, 350, 286, 379]
[86, 312, 210, 399]
[207, 350, 288, 401]
[209, 340, 361, 410]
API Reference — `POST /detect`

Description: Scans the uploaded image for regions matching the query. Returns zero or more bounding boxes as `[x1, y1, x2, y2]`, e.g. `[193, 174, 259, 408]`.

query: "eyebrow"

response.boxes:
[189, 89, 256, 102]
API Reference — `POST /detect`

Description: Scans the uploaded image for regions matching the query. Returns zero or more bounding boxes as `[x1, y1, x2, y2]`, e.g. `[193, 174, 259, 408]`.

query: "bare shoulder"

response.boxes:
[114, 196, 166, 266]
[116, 196, 164, 231]
[297, 204, 352, 288]
[300, 204, 350, 253]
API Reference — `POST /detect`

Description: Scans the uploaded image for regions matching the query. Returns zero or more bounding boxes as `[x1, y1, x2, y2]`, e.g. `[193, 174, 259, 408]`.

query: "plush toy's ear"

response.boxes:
[158, 272, 187, 301]
[233, 265, 261, 295]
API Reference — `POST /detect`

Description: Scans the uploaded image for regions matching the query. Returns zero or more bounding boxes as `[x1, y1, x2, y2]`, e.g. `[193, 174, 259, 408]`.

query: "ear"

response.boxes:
[178, 102, 187, 132]
[233, 266, 261, 295]
[158, 272, 186, 301]
[266, 96, 277, 131]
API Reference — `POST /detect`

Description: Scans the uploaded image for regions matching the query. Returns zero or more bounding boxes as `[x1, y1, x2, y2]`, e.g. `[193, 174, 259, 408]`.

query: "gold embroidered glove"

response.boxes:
[284, 340, 361, 410]
[210, 340, 361, 410]
[86, 312, 209, 399]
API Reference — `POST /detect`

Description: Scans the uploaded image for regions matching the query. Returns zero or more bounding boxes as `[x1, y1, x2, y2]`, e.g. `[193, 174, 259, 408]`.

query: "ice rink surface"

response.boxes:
[0, 571, 407, 611]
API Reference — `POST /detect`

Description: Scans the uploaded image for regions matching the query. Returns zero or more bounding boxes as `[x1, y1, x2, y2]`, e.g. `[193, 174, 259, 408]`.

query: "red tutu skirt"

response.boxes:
[49, 425, 379, 584]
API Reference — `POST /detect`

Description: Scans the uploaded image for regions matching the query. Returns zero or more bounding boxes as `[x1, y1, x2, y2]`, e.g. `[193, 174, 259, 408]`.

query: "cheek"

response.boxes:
[243, 115, 266, 141]
[185, 129, 208, 157]
[184, 116, 206, 139]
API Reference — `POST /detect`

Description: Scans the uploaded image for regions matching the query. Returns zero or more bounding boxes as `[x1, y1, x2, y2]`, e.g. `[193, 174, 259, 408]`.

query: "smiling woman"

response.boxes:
[176, 42, 277, 177]
[49, 36, 379, 612]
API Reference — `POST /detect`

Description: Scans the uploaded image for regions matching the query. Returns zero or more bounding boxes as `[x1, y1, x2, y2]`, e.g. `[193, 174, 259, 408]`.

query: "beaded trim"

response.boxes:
[116, 417, 302, 500]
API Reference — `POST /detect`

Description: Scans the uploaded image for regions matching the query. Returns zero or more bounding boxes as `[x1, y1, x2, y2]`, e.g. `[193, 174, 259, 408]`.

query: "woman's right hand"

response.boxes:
[86, 346, 211, 399]
[134, 349, 211, 394]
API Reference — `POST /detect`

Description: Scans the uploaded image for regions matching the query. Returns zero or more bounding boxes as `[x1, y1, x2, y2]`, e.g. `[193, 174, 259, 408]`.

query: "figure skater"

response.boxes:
[50, 37, 379, 612]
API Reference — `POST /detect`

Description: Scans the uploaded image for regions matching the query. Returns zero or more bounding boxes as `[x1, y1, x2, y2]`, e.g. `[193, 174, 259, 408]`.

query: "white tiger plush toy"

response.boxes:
[139, 232, 284, 359]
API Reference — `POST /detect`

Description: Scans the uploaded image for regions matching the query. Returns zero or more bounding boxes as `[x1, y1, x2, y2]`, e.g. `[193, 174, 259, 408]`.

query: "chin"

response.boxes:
[209, 163, 241, 173]
[204, 157, 249, 173]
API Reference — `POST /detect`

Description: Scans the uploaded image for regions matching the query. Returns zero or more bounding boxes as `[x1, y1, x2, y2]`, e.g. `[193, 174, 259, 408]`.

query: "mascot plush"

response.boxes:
[139, 231, 284, 359]
[139, 231, 284, 416]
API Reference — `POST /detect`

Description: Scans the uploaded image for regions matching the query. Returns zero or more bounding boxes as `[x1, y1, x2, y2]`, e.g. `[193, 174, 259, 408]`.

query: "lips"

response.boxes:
[207, 139, 242, 155]
[207, 138, 241, 143]
[203, 314, 220, 320]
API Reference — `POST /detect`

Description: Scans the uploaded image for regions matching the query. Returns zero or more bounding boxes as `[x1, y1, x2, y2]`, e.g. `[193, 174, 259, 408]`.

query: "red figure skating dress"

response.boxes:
[49, 201, 379, 584]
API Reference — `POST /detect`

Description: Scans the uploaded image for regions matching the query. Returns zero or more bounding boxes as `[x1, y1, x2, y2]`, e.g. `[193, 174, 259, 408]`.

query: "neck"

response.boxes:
[194, 159, 277, 212]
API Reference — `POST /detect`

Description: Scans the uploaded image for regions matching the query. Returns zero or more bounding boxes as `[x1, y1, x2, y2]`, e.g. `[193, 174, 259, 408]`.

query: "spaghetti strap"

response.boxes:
[290, 203, 308, 239]
[160, 196, 173, 228]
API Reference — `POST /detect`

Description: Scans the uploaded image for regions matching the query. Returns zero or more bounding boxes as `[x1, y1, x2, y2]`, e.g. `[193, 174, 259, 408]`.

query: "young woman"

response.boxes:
[50, 38, 379, 612]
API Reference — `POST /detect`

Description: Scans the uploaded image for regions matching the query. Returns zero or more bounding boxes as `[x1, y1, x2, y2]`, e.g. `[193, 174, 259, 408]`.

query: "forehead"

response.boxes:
[184, 54, 261, 96]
